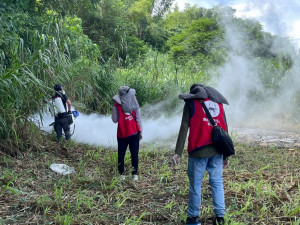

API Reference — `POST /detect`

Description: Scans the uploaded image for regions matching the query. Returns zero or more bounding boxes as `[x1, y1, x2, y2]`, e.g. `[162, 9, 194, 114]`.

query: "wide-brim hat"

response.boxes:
[179, 84, 229, 104]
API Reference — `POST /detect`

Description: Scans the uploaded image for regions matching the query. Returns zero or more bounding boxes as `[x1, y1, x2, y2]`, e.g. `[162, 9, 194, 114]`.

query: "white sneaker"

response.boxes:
[133, 175, 138, 181]
[120, 175, 126, 181]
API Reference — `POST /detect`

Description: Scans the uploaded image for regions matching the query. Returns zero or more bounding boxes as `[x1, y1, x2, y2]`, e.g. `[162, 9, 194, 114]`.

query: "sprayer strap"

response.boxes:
[199, 100, 216, 126]
[56, 91, 67, 101]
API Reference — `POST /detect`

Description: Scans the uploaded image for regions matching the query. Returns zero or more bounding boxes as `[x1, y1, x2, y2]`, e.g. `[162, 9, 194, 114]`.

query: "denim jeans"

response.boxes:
[187, 154, 225, 218]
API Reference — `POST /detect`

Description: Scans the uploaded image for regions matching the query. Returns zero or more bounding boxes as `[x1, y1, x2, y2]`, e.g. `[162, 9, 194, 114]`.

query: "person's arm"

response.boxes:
[223, 109, 229, 167]
[223, 159, 229, 168]
[174, 102, 190, 161]
[111, 105, 119, 123]
[224, 110, 228, 132]
[135, 108, 143, 140]
[66, 99, 72, 113]
[135, 108, 143, 133]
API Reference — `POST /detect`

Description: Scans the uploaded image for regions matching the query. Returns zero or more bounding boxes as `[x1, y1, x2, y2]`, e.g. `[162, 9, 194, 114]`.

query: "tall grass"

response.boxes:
[0, 24, 211, 144]
[115, 49, 211, 108]
[0, 39, 48, 140]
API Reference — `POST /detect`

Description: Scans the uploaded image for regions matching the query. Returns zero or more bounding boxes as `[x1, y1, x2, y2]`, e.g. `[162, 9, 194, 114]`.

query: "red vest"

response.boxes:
[188, 99, 227, 152]
[115, 103, 141, 138]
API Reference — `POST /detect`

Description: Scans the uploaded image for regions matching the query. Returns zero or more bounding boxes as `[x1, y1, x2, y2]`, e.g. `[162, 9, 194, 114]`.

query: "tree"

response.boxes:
[167, 17, 225, 64]
[152, 0, 174, 21]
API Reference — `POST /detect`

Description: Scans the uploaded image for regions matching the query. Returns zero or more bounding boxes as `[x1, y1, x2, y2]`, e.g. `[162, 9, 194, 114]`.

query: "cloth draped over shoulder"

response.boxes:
[112, 86, 140, 112]
[178, 83, 229, 105]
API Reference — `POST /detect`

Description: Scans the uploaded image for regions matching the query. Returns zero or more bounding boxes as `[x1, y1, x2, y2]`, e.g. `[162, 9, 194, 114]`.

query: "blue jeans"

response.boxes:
[187, 154, 225, 218]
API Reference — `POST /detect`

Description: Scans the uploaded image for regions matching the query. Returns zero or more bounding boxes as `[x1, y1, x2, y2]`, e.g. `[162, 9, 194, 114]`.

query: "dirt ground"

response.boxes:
[232, 126, 300, 149]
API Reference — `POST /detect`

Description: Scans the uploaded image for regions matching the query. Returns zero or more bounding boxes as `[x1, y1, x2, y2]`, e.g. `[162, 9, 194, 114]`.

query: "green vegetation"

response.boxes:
[0, 2, 300, 224]
[1, 0, 299, 143]
[0, 141, 299, 224]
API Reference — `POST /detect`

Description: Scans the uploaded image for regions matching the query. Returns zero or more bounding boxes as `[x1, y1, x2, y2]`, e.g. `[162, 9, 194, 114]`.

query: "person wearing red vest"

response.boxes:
[112, 86, 143, 181]
[173, 84, 230, 225]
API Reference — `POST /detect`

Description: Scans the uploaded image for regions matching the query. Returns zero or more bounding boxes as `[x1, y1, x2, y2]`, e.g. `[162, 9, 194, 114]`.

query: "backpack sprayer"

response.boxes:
[49, 96, 80, 136]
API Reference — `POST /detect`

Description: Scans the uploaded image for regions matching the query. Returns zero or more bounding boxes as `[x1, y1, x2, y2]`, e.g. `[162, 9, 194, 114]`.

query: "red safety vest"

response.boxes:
[115, 103, 141, 138]
[188, 99, 227, 152]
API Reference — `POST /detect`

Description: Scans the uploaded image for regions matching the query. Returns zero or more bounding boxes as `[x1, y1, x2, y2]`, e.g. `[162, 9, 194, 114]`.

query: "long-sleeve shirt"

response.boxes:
[174, 100, 227, 158]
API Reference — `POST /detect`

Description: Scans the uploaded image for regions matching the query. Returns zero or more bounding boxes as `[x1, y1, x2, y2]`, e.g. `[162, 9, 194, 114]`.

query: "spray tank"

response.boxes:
[54, 96, 76, 124]
[48, 92, 80, 135]
[48, 96, 68, 126]
[54, 97, 66, 114]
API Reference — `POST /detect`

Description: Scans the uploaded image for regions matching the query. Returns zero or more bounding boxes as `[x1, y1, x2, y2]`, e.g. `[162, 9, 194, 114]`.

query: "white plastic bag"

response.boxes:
[50, 163, 76, 175]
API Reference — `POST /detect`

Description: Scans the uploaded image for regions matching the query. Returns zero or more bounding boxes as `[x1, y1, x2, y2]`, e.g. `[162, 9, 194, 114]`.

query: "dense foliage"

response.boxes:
[0, 0, 299, 141]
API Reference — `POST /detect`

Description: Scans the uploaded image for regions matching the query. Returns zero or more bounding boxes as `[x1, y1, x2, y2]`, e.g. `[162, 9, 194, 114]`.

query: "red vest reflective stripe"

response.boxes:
[188, 99, 227, 152]
[115, 103, 141, 138]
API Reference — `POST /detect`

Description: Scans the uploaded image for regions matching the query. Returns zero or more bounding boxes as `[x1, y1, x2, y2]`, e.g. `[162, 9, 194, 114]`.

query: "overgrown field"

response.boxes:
[0, 134, 299, 225]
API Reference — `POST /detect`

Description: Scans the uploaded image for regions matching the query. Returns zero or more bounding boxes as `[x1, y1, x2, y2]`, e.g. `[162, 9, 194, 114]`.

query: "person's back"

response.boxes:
[112, 86, 143, 181]
[52, 84, 72, 142]
[173, 84, 230, 225]
[187, 98, 227, 154]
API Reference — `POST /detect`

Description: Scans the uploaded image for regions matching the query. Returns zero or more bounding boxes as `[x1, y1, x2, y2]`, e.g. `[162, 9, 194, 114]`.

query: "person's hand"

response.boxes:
[139, 133, 143, 140]
[223, 159, 229, 169]
[68, 110, 72, 114]
[173, 154, 181, 166]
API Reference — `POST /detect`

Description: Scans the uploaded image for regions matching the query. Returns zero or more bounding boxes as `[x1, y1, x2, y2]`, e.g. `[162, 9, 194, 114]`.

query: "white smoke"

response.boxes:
[215, 54, 263, 124]
[36, 108, 182, 149]
[214, 9, 300, 128]
[34, 111, 118, 147]
[142, 114, 181, 144]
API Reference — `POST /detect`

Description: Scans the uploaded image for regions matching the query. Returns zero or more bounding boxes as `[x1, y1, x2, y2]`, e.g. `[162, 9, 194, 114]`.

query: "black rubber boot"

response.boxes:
[213, 217, 225, 225]
[186, 216, 201, 225]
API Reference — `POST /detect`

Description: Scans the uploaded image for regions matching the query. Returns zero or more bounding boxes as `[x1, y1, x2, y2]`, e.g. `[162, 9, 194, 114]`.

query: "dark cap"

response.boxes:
[54, 84, 63, 91]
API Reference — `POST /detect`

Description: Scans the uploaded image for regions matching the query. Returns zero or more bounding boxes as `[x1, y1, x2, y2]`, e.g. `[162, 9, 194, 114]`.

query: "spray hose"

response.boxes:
[70, 123, 76, 136]
[49, 122, 76, 137]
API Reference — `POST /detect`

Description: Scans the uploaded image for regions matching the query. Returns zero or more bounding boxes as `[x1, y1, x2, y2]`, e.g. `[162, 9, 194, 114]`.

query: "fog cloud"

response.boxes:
[214, 11, 300, 128]
[36, 108, 182, 149]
